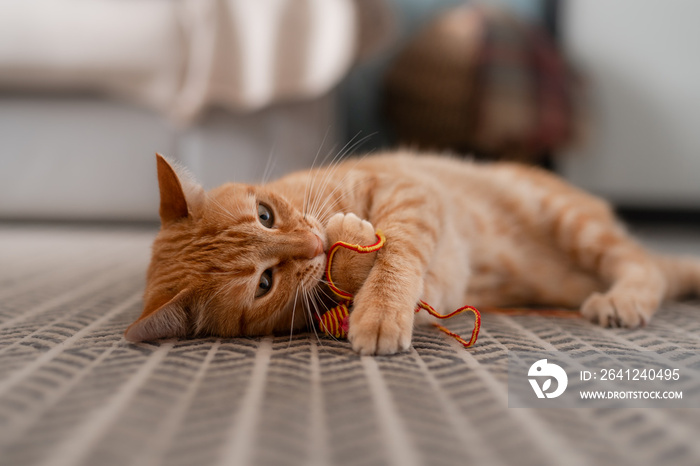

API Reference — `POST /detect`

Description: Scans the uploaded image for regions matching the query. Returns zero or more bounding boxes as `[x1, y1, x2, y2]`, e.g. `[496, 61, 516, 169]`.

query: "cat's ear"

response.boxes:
[155, 153, 203, 225]
[124, 289, 191, 342]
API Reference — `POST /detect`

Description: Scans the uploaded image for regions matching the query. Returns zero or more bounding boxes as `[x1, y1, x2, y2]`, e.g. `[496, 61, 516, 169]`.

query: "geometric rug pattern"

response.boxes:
[2, 224, 700, 466]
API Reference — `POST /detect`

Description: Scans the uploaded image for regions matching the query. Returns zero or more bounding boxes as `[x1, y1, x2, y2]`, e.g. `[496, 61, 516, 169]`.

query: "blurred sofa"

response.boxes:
[0, 0, 394, 221]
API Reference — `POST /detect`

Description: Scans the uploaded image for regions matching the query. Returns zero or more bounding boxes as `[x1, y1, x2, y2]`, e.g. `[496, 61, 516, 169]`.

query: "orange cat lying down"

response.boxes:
[125, 153, 700, 355]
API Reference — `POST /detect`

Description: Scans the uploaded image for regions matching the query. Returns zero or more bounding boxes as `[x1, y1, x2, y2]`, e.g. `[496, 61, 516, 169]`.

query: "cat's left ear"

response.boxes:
[124, 289, 192, 342]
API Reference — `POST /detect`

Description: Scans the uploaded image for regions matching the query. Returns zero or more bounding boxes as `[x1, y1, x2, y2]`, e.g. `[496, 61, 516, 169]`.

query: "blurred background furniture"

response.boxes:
[0, 96, 340, 221]
[0, 0, 394, 221]
[557, 0, 700, 212]
[0, 0, 565, 223]
[1, 0, 699, 219]
[382, 3, 576, 163]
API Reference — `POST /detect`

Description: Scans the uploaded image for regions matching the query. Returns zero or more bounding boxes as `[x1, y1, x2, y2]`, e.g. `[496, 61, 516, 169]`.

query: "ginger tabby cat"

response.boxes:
[125, 153, 700, 355]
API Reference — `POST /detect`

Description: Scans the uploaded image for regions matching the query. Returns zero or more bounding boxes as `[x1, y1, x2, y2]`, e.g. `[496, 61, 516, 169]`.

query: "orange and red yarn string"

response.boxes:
[318, 230, 481, 348]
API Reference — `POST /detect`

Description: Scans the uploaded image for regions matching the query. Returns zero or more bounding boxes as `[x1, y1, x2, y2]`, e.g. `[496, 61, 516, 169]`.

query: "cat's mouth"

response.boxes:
[300, 260, 325, 290]
[299, 223, 327, 289]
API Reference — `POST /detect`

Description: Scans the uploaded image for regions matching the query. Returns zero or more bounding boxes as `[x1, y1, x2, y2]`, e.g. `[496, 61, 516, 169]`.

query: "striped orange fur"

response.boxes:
[125, 152, 700, 355]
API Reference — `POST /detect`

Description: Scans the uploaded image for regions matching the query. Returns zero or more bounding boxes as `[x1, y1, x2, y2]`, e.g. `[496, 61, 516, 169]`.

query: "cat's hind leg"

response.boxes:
[547, 200, 665, 327]
[654, 254, 700, 301]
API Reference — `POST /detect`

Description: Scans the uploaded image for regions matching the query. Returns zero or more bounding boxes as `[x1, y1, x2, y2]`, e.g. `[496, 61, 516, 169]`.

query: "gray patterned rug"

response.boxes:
[2, 224, 700, 466]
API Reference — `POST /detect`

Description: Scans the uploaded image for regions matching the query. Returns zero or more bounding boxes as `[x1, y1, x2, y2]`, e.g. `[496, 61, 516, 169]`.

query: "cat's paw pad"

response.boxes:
[347, 301, 413, 356]
[325, 212, 376, 247]
[581, 291, 657, 328]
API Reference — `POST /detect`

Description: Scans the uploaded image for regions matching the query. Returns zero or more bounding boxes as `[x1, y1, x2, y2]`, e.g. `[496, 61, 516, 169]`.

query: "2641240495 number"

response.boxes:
[599, 368, 680, 381]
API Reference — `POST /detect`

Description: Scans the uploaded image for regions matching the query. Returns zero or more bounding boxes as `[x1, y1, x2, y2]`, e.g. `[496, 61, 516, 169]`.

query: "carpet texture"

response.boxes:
[2, 224, 700, 466]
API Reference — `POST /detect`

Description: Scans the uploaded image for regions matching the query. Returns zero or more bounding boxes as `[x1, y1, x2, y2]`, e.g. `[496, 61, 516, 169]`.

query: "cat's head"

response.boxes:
[124, 154, 326, 342]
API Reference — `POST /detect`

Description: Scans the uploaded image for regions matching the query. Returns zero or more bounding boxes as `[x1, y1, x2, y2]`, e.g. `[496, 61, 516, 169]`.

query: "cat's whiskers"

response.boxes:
[307, 133, 374, 221]
[307, 134, 360, 218]
[313, 180, 365, 226]
[307, 141, 341, 210]
[298, 288, 312, 332]
[295, 261, 321, 293]
[310, 286, 342, 344]
[260, 140, 279, 185]
[305, 129, 367, 218]
[303, 126, 332, 218]
[287, 286, 300, 346]
[301, 287, 325, 346]
[308, 150, 375, 224]
[306, 288, 327, 342]
[315, 279, 348, 299]
[311, 286, 336, 320]
[313, 179, 368, 226]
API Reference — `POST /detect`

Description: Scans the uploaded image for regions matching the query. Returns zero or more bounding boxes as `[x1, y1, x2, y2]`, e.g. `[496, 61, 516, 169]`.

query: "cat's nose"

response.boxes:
[277, 232, 325, 260]
[311, 234, 324, 258]
[294, 232, 324, 260]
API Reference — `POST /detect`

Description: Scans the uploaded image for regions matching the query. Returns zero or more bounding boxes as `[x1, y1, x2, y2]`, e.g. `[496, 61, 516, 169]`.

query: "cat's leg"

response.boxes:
[348, 184, 443, 355]
[581, 264, 664, 328]
[484, 163, 667, 327]
[549, 202, 665, 327]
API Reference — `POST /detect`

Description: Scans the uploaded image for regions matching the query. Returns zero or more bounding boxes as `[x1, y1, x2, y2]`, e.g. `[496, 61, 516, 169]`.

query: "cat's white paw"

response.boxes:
[347, 299, 413, 355]
[581, 291, 658, 328]
[325, 212, 376, 247]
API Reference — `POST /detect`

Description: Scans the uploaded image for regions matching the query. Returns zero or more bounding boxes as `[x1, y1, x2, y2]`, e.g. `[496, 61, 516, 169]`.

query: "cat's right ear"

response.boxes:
[124, 289, 191, 342]
[155, 153, 203, 225]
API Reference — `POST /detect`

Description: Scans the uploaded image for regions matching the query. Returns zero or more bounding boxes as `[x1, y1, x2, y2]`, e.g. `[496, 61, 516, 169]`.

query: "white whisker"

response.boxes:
[309, 288, 330, 346]
[308, 132, 375, 221]
[309, 148, 376, 223]
[304, 125, 332, 218]
[307, 132, 364, 217]
[310, 287, 341, 343]
[261, 140, 278, 184]
[287, 286, 300, 347]
[302, 287, 324, 346]
[315, 280, 349, 299]
[313, 180, 365, 225]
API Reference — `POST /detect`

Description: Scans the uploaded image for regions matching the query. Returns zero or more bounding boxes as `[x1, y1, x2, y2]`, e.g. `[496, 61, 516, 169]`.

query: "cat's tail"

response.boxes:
[654, 254, 700, 300]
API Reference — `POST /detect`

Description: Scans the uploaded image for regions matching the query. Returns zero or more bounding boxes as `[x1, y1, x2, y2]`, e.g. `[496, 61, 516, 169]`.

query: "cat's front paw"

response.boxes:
[581, 290, 659, 328]
[326, 212, 377, 246]
[325, 213, 379, 296]
[347, 296, 414, 355]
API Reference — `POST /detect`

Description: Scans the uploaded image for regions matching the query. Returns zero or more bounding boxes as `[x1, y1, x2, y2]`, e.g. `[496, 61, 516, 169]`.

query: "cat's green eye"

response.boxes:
[258, 203, 274, 228]
[256, 269, 273, 298]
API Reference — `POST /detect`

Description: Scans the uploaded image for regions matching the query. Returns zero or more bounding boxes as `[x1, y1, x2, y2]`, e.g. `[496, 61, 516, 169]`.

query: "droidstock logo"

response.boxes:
[528, 359, 568, 399]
